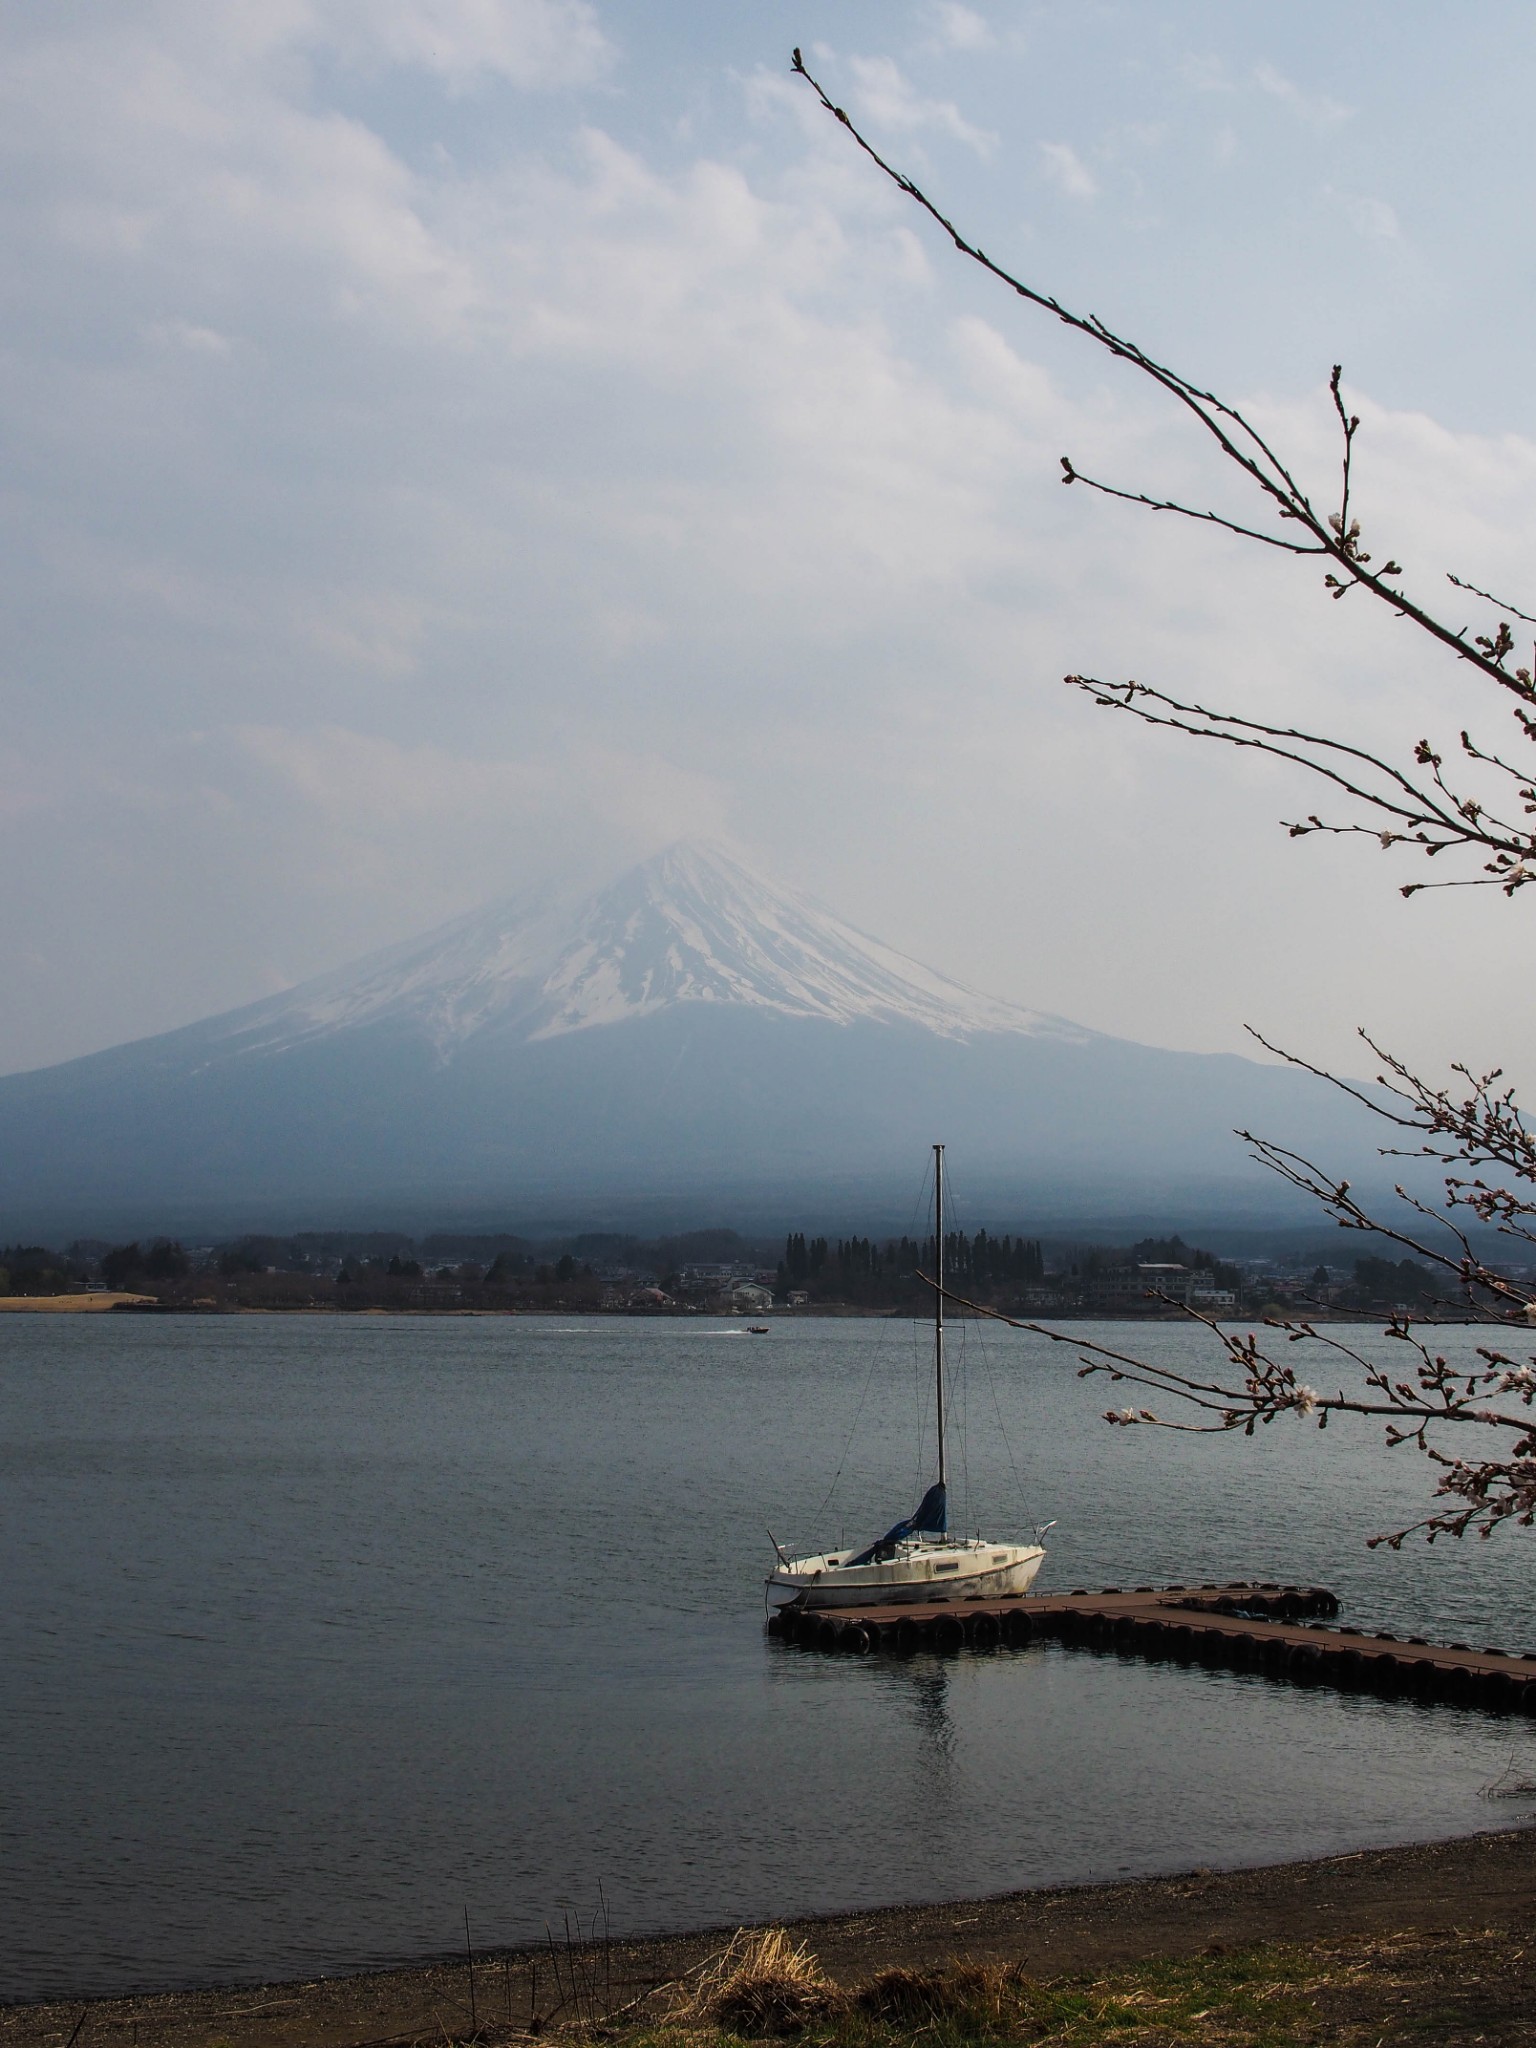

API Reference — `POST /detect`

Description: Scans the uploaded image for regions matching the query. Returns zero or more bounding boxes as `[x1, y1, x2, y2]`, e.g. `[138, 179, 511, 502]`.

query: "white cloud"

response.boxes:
[316, 0, 614, 90]
[7, 0, 612, 95]
[0, 0, 1532, 1095]
[947, 315, 1058, 422]
[846, 55, 996, 155]
[1345, 194, 1402, 242]
[1038, 140, 1097, 200]
[234, 724, 725, 867]
[1180, 54, 1232, 93]
[143, 318, 234, 355]
[929, 4, 996, 52]
[1253, 62, 1351, 128]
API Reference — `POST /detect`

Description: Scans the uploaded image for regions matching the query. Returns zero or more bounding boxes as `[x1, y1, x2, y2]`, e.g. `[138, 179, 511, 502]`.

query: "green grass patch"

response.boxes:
[611, 1941, 1330, 2048]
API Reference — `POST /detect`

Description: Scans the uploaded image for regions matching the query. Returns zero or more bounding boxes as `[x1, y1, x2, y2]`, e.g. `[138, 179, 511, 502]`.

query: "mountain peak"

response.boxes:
[206, 840, 1088, 1061]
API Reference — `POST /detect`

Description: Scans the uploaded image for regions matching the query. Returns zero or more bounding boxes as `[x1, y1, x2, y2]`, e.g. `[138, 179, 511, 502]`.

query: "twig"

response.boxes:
[599, 1878, 612, 2016]
[464, 1907, 477, 2035]
[792, 48, 1536, 904]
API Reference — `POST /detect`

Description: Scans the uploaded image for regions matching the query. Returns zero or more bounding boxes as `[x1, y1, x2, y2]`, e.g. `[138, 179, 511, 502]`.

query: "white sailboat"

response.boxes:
[766, 1144, 1047, 1612]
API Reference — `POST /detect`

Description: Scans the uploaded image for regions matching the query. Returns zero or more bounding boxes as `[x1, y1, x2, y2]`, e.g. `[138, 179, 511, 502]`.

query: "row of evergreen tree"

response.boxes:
[781, 1229, 1044, 1289]
[781, 1233, 830, 1280]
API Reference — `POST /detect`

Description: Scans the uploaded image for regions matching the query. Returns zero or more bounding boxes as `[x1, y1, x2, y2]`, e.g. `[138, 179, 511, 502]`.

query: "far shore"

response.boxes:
[0, 1297, 1483, 1325]
[4, 1827, 1534, 2045]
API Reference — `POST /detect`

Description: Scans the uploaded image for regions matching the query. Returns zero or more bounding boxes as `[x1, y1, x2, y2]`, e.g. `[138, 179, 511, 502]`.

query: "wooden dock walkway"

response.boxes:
[767, 1581, 1536, 1714]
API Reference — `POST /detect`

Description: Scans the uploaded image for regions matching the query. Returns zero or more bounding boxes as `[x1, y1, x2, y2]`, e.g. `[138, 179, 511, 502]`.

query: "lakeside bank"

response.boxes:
[5, 1828, 1535, 2047]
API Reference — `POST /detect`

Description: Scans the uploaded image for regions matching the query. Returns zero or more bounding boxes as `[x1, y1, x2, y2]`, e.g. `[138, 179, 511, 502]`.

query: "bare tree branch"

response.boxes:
[792, 53, 1532, 700]
[1448, 572, 1536, 629]
[794, 49, 1536, 1543]
[793, 51, 1536, 897]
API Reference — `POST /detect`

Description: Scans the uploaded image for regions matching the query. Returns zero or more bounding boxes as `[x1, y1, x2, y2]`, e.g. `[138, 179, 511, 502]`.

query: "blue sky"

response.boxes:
[4, 0, 1535, 1085]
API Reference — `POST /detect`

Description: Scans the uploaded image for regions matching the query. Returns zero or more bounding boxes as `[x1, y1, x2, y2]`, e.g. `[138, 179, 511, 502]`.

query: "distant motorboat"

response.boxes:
[766, 1144, 1046, 1612]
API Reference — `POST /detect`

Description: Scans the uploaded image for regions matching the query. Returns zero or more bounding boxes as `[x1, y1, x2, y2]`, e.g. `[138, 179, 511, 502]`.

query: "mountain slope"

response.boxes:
[0, 844, 1383, 1236]
[190, 843, 1088, 1060]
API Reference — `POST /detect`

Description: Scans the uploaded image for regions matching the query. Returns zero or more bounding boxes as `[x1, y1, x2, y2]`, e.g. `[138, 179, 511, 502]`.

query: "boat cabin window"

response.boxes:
[934, 1561, 959, 1573]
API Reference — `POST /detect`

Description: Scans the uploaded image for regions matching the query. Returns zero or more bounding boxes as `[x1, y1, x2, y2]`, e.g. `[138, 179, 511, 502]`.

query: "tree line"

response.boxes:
[779, 1229, 1045, 1305]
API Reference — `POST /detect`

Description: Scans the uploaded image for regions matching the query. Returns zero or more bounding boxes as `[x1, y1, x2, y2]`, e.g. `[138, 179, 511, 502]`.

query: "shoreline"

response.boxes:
[0, 1297, 1486, 1325]
[6, 1825, 1535, 2043]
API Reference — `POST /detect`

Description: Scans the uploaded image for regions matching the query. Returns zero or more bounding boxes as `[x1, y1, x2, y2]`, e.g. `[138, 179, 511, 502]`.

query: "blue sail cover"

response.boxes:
[846, 1482, 947, 1565]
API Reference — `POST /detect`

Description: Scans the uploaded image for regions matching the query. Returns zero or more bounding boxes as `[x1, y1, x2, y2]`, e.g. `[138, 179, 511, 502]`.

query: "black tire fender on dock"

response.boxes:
[895, 1617, 923, 1656]
[932, 1613, 965, 1654]
[1286, 1642, 1322, 1684]
[1439, 1664, 1476, 1707]
[1001, 1609, 1033, 1649]
[1260, 1636, 1290, 1677]
[1327, 1646, 1366, 1688]
[1477, 1669, 1517, 1713]
[1407, 1657, 1439, 1699]
[815, 1615, 841, 1651]
[1368, 1651, 1405, 1694]
[842, 1623, 873, 1656]
[969, 1612, 1001, 1650]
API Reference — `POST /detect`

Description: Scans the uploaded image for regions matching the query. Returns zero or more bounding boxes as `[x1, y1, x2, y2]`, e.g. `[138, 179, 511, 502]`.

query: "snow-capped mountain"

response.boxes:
[0, 843, 1382, 1236]
[206, 843, 1088, 1060]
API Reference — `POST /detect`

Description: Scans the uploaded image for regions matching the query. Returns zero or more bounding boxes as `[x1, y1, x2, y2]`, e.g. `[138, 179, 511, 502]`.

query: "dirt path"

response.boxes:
[6, 1825, 1536, 2047]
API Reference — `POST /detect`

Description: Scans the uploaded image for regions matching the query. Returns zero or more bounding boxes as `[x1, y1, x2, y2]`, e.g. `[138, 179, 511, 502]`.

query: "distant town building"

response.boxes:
[720, 1281, 774, 1314]
[1078, 1263, 1233, 1313]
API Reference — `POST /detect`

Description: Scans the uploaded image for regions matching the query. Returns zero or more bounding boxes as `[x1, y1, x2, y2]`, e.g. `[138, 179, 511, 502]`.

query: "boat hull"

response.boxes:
[766, 1541, 1044, 1611]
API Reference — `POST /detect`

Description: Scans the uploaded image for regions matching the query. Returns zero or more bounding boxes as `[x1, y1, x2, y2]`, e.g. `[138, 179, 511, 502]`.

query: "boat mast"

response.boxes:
[934, 1141, 946, 1490]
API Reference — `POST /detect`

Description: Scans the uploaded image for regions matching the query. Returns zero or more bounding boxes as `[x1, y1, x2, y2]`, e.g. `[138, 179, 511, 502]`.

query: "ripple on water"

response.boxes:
[2, 1313, 1533, 1998]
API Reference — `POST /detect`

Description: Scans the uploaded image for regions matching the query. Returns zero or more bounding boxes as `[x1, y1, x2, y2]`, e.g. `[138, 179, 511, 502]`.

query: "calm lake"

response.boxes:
[4, 1312, 1535, 2001]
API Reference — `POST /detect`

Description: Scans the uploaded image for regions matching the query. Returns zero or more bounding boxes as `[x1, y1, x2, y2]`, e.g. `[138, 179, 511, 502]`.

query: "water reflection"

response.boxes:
[899, 1659, 957, 1771]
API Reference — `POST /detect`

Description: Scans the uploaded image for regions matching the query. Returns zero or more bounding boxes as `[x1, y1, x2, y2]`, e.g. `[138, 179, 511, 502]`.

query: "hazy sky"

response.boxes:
[5, 1, 1536, 1085]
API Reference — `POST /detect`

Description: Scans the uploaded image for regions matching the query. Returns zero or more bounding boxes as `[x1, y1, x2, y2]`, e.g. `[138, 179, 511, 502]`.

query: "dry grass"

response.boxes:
[601, 1927, 1536, 2047]
[688, 1929, 842, 2035]
[0, 1292, 153, 1312]
[851, 1961, 1017, 2028]
[8, 1924, 1526, 2048]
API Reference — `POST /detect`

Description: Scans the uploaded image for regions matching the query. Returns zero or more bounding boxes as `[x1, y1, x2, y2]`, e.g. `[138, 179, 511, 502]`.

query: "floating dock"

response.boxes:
[767, 1581, 1536, 1714]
